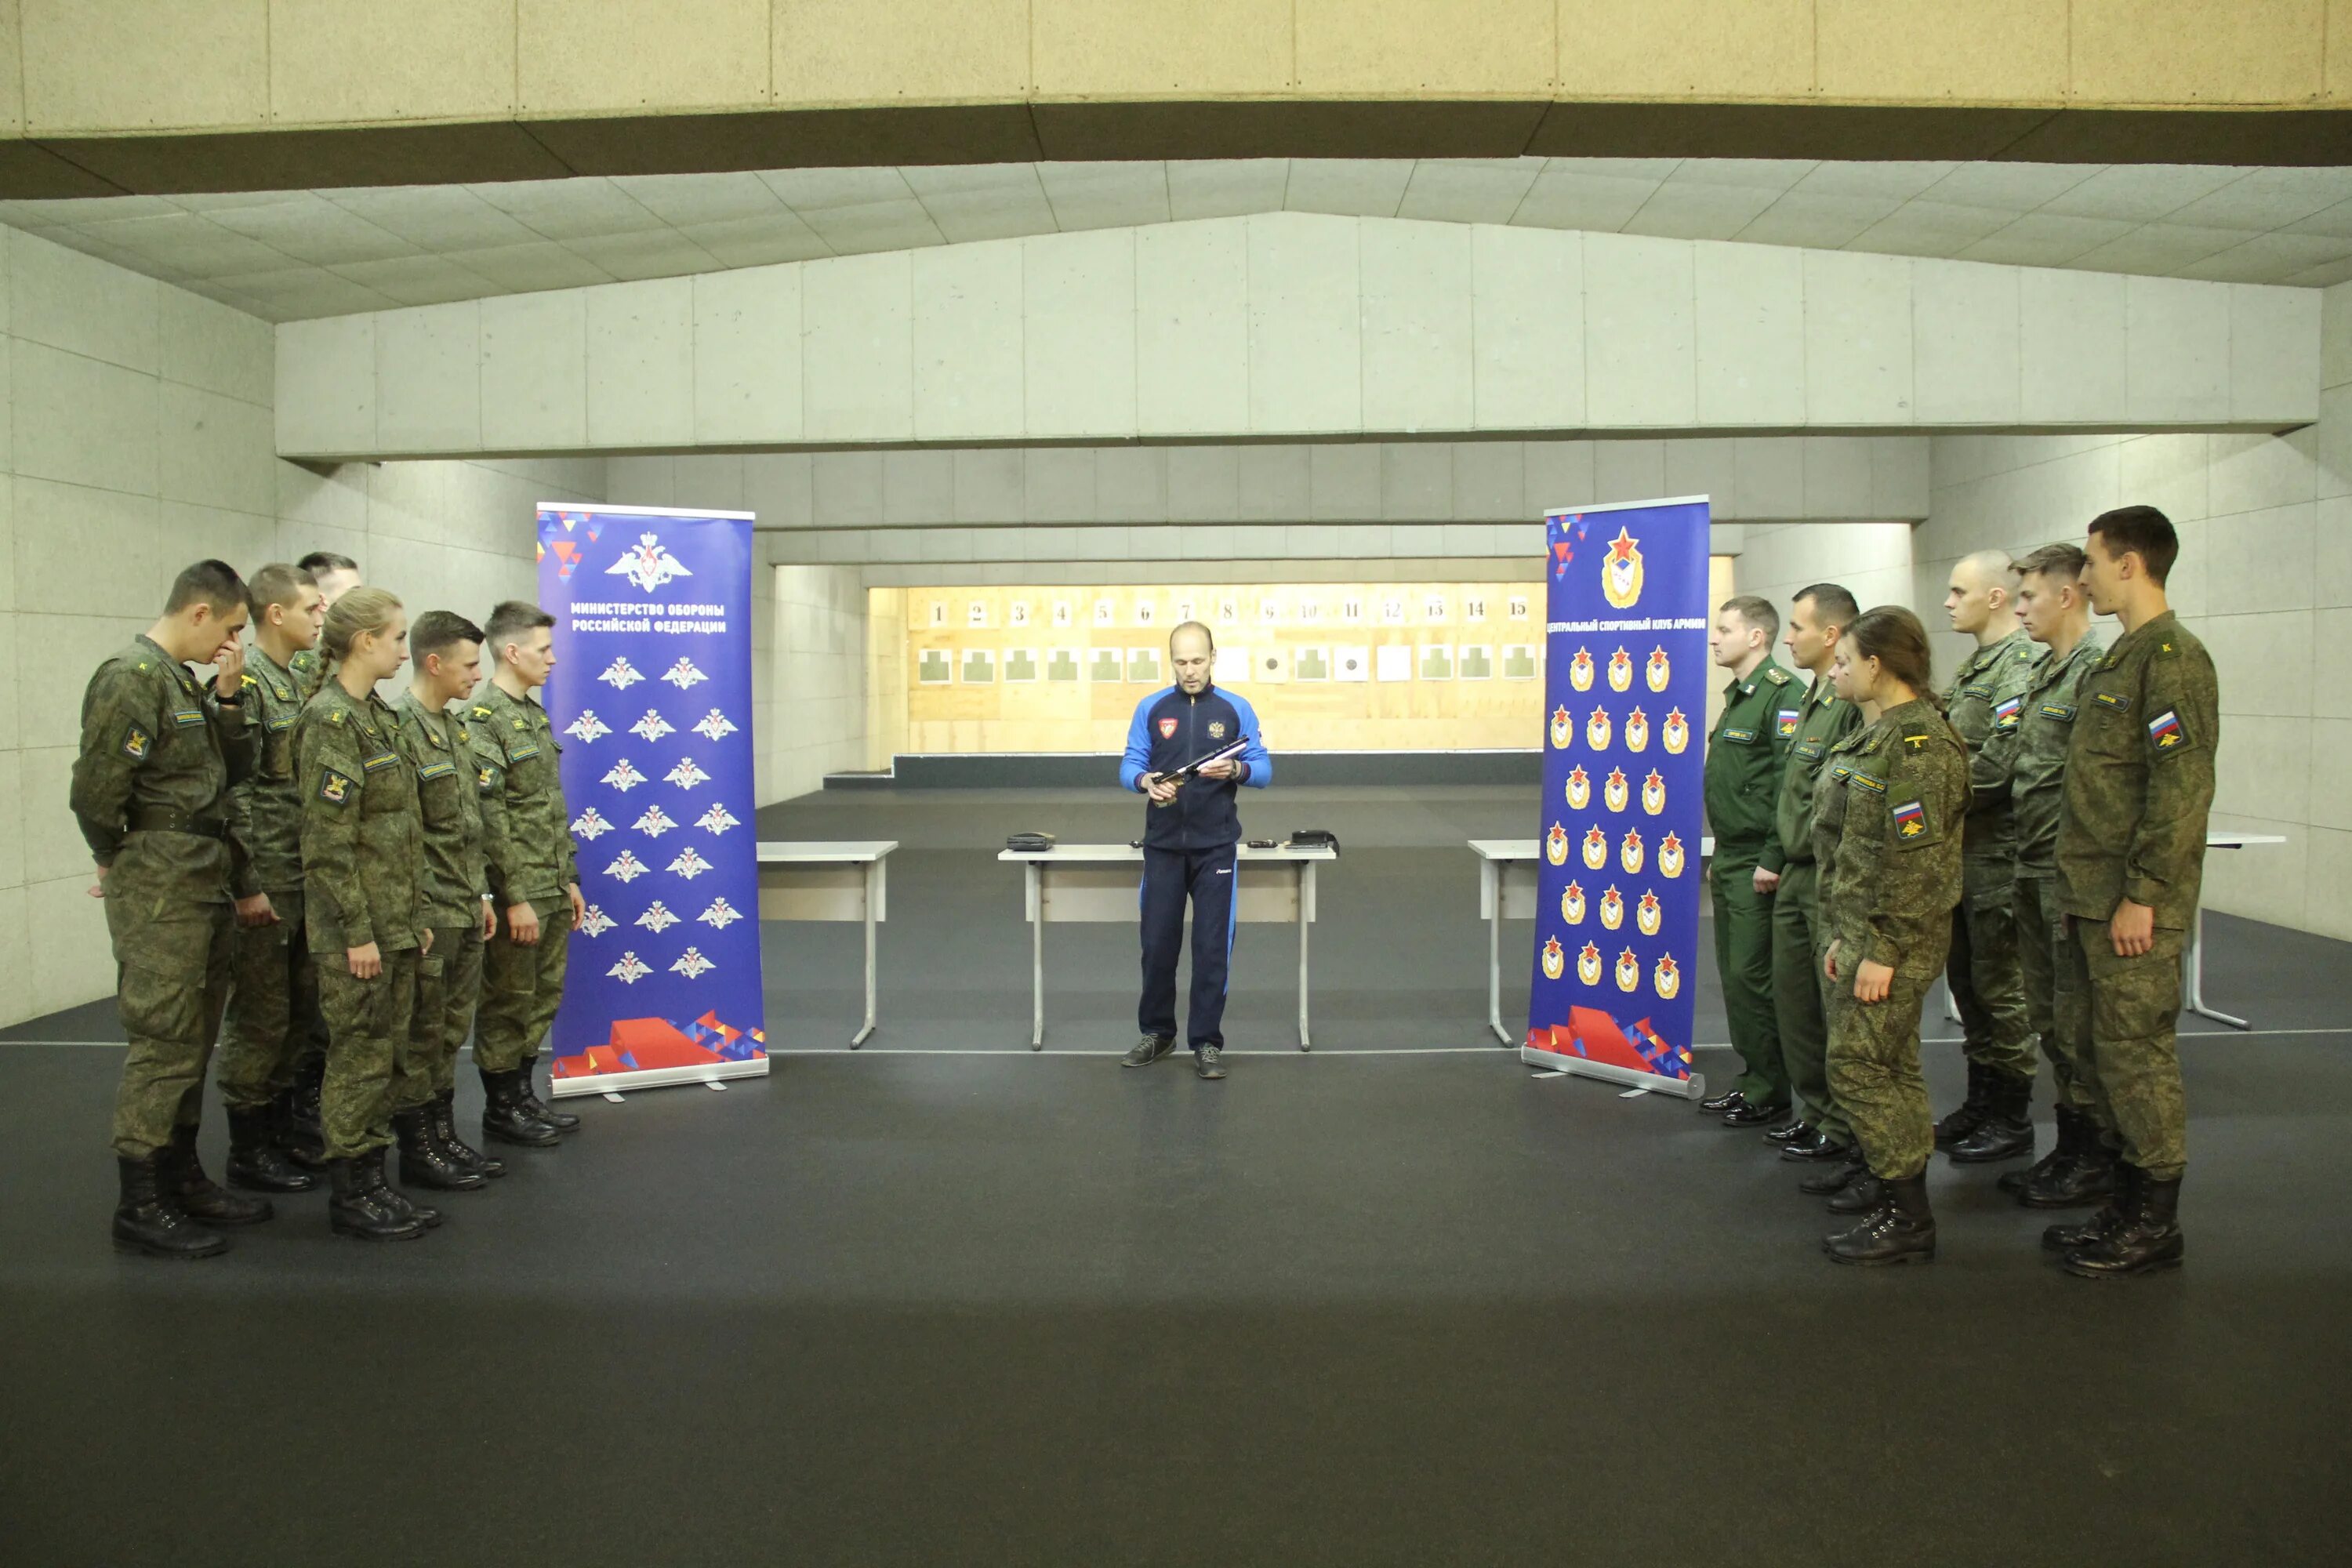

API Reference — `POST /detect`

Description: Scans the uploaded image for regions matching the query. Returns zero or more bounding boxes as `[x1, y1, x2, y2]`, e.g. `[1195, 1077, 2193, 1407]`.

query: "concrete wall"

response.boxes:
[1731, 522, 1918, 626]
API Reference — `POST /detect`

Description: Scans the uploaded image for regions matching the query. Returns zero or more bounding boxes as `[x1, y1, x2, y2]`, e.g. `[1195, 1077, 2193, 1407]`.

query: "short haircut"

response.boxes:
[1167, 619, 1215, 653]
[245, 563, 317, 617]
[484, 600, 555, 660]
[1792, 583, 1860, 631]
[2013, 543, 2088, 582]
[2089, 506, 2179, 586]
[165, 559, 246, 616]
[1720, 595, 1779, 641]
[296, 550, 358, 577]
[411, 610, 485, 663]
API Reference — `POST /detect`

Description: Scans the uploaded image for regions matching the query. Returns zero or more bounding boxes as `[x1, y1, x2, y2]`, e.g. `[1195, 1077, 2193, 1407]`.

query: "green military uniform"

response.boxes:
[1704, 656, 1797, 1106]
[2055, 612, 2218, 1183]
[392, 691, 492, 1112]
[213, 646, 317, 1112]
[289, 646, 326, 700]
[1941, 629, 2046, 1086]
[298, 681, 425, 1160]
[1759, 674, 1864, 1144]
[71, 638, 252, 1157]
[474, 681, 579, 1073]
[1816, 698, 1969, 1181]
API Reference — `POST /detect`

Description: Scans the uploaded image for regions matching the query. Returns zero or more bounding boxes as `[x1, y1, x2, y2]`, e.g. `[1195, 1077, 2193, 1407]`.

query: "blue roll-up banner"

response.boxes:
[535, 504, 769, 1098]
[1520, 497, 1711, 1098]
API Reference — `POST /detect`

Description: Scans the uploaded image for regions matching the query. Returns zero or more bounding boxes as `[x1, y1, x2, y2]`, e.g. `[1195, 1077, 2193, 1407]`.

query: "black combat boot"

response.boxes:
[112, 1153, 230, 1258]
[394, 1108, 485, 1192]
[1933, 1061, 1991, 1149]
[2022, 1122, 2118, 1209]
[1798, 1145, 1865, 1195]
[226, 1105, 317, 1193]
[1951, 1072, 2035, 1163]
[327, 1155, 424, 1241]
[162, 1125, 273, 1225]
[517, 1054, 581, 1132]
[281, 1061, 328, 1169]
[365, 1146, 443, 1229]
[2043, 1160, 2136, 1252]
[481, 1069, 562, 1148]
[2063, 1167, 2183, 1279]
[431, 1091, 504, 1179]
[1824, 1171, 1936, 1265]
[1827, 1173, 1885, 1214]
[2000, 1105, 2078, 1195]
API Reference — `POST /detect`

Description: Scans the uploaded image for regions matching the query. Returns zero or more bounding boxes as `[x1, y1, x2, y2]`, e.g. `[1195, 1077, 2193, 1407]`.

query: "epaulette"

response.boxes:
[1764, 667, 1791, 685]
[241, 673, 258, 687]
[2152, 637, 2180, 659]
[472, 704, 494, 720]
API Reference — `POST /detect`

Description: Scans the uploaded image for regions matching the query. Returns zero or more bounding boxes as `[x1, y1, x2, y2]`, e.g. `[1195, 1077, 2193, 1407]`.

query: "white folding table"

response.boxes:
[998, 843, 1337, 1051]
[756, 840, 895, 1047]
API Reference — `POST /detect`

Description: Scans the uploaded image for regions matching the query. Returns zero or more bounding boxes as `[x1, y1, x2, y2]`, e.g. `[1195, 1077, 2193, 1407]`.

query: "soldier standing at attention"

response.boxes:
[1982, 544, 2115, 1212]
[299, 588, 438, 1241]
[1752, 584, 1867, 1182]
[1697, 597, 1797, 1128]
[472, 601, 587, 1146]
[72, 560, 267, 1258]
[1815, 608, 1968, 1266]
[1935, 552, 2046, 1163]
[390, 612, 503, 1192]
[212, 564, 327, 1194]
[282, 550, 364, 1159]
[289, 551, 361, 699]
[2044, 507, 2216, 1279]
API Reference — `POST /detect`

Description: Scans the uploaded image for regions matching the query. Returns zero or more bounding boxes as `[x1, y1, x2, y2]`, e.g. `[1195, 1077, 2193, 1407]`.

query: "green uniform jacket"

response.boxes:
[1980, 633, 2106, 875]
[472, 683, 578, 908]
[393, 691, 492, 928]
[1760, 674, 1862, 874]
[297, 683, 423, 954]
[289, 647, 326, 701]
[70, 636, 252, 906]
[225, 644, 308, 897]
[1942, 627, 2045, 859]
[1815, 698, 1969, 972]
[2056, 611, 2219, 930]
[1704, 656, 1797, 855]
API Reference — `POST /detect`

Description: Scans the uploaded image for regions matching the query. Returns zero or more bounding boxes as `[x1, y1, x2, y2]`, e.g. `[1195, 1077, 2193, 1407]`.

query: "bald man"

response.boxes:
[1937, 551, 2048, 1163]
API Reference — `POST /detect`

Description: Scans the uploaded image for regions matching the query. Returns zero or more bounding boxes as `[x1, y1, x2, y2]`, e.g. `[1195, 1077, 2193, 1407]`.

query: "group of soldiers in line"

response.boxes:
[73, 553, 586, 1256]
[1699, 505, 2220, 1274]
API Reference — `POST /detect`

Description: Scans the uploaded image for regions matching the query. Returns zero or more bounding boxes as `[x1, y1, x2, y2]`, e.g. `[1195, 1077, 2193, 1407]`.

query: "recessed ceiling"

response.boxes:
[7, 157, 2352, 324]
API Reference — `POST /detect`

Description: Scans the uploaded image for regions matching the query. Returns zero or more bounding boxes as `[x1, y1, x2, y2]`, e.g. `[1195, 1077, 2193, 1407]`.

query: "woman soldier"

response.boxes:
[297, 588, 437, 1240]
[1813, 607, 1969, 1266]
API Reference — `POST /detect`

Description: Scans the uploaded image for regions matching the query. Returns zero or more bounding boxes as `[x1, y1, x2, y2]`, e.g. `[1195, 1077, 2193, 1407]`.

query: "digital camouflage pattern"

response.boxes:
[289, 646, 325, 700]
[473, 682, 578, 908]
[477, 897, 572, 1073]
[317, 948, 418, 1158]
[1707, 657, 1797, 1105]
[1986, 633, 2107, 876]
[225, 644, 308, 896]
[393, 693, 491, 927]
[1941, 627, 2045, 1084]
[212, 887, 318, 1112]
[399, 923, 483, 1112]
[2014, 873, 2095, 1112]
[1764, 677, 1864, 1140]
[1816, 698, 1968, 1181]
[1944, 628, 2046, 868]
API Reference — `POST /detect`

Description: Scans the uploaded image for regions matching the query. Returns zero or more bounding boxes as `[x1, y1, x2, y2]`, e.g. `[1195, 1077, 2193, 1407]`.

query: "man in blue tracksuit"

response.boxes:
[1118, 622, 1272, 1080]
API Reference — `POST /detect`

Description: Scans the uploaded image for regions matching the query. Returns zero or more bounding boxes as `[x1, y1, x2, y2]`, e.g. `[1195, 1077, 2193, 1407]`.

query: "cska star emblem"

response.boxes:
[1660, 833, 1686, 878]
[1577, 941, 1604, 986]
[1563, 880, 1586, 924]
[1642, 770, 1666, 815]
[1582, 825, 1610, 869]
[1541, 936, 1566, 981]
[1662, 709, 1690, 755]
[1646, 646, 1671, 692]
[1599, 885, 1624, 931]
[1653, 953, 1681, 999]
[1624, 706, 1650, 753]
[1586, 706, 1613, 750]
[1550, 705, 1573, 749]
[1607, 647, 1633, 693]
[1546, 822, 1570, 866]
[1621, 827, 1645, 874]
[1566, 766, 1592, 811]
[1570, 648, 1595, 692]
[1614, 946, 1642, 992]
[1636, 890, 1662, 936]
[1602, 526, 1644, 610]
[1604, 768, 1630, 814]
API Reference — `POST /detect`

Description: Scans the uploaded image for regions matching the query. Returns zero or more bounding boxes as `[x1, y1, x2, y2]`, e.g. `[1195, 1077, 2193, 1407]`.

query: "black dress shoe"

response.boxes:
[1780, 1127, 1847, 1161]
[1699, 1088, 1748, 1114]
[1762, 1119, 1814, 1145]
[1722, 1099, 1788, 1127]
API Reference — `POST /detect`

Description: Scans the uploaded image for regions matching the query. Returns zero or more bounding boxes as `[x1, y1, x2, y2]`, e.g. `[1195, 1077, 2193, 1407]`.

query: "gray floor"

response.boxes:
[3, 786, 2347, 1566]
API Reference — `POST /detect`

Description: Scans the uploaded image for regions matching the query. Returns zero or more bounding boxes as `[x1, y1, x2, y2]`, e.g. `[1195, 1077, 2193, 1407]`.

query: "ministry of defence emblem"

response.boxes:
[606, 951, 652, 985]
[608, 532, 694, 594]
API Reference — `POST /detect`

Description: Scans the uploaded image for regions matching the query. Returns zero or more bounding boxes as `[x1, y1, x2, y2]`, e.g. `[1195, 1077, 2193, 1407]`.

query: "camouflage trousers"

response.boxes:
[1824, 931, 1951, 1183]
[1711, 848, 1784, 1106]
[397, 922, 484, 1112]
[1947, 858, 2037, 1083]
[107, 896, 234, 1159]
[1769, 862, 1848, 1144]
[476, 898, 572, 1073]
[317, 946, 419, 1160]
[2059, 916, 2188, 1181]
[212, 888, 317, 1112]
[2013, 873, 2096, 1114]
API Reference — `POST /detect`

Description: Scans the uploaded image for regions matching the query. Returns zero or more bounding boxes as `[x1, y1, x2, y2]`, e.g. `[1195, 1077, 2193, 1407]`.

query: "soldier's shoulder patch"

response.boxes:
[318, 768, 354, 805]
[2147, 709, 2187, 752]
[476, 763, 500, 793]
[1776, 708, 1801, 737]
[1764, 667, 1791, 685]
[1891, 798, 1929, 844]
[1992, 695, 2024, 730]
[120, 722, 152, 760]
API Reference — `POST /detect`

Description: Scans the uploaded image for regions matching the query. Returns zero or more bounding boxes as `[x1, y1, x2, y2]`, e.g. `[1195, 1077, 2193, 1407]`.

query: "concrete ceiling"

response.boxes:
[9, 156, 2352, 324]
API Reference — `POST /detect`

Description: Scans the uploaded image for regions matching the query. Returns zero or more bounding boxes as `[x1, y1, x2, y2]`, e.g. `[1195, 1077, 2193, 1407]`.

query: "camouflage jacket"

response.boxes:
[225, 644, 308, 896]
[471, 681, 578, 907]
[1980, 633, 2106, 876]
[70, 635, 252, 908]
[392, 690, 491, 927]
[2056, 611, 2219, 930]
[1760, 673, 1862, 874]
[297, 681, 423, 954]
[1943, 627, 2045, 859]
[1704, 657, 1796, 854]
[1814, 697, 1969, 973]
[289, 647, 326, 701]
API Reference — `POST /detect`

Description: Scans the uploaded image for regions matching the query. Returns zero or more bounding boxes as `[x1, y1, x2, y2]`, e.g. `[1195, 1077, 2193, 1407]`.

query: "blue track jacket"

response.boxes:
[1119, 684, 1272, 850]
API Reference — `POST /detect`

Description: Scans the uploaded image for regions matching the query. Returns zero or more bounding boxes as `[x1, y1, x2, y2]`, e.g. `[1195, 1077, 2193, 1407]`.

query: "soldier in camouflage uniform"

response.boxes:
[2046, 508, 2217, 1279]
[71, 561, 270, 1258]
[1936, 551, 2047, 1163]
[300, 588, 440, 1242]
[281, 550, 361, 1143]
[390, 612, 503, 1191]
[212, 564, 327, 1194]
[1814, 607, 1968, 1267]
[1980, 545, 2115, 1211]
[1754, 585, 1867, 1182]
[1697, 597, 1798, 1127]
[473, 601, 587, 1147]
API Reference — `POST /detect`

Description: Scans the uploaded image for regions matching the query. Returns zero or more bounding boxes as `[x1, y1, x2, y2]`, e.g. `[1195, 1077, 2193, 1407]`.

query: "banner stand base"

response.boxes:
[1521, 1047, 1705, 1102]
[550, 1058, 771, 1099]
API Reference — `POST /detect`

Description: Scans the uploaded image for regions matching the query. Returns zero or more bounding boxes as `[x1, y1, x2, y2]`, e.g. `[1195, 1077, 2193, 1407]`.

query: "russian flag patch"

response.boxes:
[1992, 695, 2024, 729]
[1893, 800, 1926, 838]
[2147, 710, 2184, 749]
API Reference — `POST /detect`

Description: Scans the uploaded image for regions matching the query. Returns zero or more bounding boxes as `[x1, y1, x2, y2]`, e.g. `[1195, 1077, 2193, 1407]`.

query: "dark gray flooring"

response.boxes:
[4, 786, 2348, 1566]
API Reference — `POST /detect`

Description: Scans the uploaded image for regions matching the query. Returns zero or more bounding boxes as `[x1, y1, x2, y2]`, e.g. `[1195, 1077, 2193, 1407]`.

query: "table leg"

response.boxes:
[1297, 862, 1312, 1051]
[1030, 863, 1046, 1051]
[2183, 905, 2251, 1030]
[851, 860, 878, 1048]
[1487, 866, 1509, 1047]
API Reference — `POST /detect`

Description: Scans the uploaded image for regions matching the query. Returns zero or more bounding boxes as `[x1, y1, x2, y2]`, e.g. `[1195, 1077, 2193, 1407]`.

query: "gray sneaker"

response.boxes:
[1195, 1046, 1226, 1080]
[1122, 1034, 1175, 1068]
